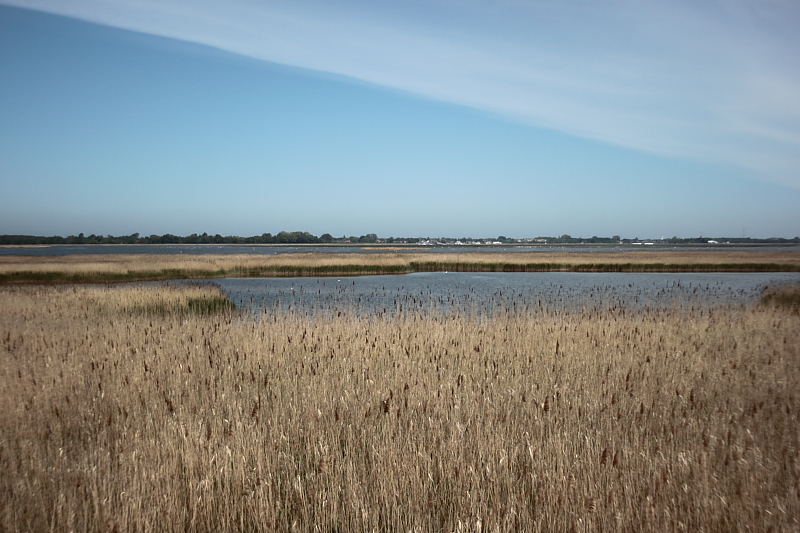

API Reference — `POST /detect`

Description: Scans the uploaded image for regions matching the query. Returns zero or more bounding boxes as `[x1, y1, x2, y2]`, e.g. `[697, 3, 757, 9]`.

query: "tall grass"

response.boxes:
[760, 282, 800, 313]
[1, 250, 799, 284]
[80, 283, 236, 316]
[1, 283, 798, 531]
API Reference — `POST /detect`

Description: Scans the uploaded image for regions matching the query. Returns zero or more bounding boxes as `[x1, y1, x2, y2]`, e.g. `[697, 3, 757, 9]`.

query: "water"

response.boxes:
[210, 271, 800, 317]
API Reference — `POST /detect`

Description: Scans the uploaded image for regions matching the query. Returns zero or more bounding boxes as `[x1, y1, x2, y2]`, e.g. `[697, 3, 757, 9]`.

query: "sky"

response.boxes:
[1, 1, 799, 239]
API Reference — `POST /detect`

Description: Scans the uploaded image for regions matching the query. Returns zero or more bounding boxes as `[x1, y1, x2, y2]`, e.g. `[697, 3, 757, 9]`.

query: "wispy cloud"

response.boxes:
[5, 0, 799, 187]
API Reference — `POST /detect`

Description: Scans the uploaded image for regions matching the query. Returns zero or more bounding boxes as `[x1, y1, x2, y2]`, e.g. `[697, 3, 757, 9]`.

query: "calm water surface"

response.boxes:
[210, 272, 800, 317]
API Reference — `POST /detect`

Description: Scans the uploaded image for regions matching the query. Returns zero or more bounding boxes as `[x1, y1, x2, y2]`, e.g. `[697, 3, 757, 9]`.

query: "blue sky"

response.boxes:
[1, 1, 799, 238]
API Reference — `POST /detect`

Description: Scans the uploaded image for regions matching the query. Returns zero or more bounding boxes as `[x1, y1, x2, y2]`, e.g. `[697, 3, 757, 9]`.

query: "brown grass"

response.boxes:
[761, 283, 800, 314]
[1, 250, 799, 284]
[1, 283, 799, 532]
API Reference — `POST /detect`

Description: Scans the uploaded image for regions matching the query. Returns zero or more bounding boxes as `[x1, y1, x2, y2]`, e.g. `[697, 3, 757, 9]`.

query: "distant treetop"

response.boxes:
[0, 233, 797, 246]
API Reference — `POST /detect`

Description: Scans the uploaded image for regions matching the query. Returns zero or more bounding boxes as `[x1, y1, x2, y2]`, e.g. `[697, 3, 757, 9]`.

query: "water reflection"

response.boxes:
[211, 272, 800, 318]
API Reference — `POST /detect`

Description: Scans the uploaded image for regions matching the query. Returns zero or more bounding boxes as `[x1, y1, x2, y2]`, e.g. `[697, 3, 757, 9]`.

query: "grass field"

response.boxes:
[1, 281, 799, 531]
[1, 250, 799, 284]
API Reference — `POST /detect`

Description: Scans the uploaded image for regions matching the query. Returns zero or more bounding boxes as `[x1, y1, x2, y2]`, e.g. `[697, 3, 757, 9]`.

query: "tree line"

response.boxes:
[0, 232, 797, 246]
[0, 232, 390, 245]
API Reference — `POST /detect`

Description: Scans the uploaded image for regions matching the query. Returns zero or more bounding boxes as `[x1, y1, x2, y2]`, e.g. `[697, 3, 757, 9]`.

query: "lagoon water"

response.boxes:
[211, 271, 800, 317]
[4, 243, 796, 314]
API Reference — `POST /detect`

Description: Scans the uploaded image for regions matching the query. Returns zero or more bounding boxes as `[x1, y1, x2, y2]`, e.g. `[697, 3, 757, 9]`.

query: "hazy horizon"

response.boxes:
[2, 230, 797, 242]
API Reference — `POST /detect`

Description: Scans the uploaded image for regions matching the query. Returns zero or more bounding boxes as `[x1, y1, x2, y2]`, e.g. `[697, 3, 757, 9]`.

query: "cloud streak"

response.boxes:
[5, 0, 800, 187]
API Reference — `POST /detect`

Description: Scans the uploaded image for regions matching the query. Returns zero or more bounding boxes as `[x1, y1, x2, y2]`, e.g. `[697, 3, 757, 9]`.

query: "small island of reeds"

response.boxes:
[1, 249, 799, 285]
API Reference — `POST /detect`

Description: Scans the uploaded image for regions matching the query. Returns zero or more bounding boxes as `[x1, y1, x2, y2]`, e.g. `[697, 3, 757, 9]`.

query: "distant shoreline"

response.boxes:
[2, 242, 799, 247]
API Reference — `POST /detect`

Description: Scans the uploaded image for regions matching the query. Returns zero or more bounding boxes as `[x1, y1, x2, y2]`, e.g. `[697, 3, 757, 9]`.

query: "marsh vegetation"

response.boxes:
[761, 283, 800, 314]
[1, 280, 799, 532]
[1, 250, 799, 285]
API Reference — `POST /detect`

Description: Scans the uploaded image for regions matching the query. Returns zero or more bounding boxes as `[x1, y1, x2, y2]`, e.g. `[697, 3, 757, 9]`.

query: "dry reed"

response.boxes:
[1, 282, 798, 532]
[1, 250, 799, 284]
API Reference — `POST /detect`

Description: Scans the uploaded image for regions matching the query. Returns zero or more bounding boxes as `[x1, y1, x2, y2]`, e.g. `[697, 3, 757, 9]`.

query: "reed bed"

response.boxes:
[1, 250, 799, 284]
[761, 283, 800, 314]
[1, 283, 799, 532]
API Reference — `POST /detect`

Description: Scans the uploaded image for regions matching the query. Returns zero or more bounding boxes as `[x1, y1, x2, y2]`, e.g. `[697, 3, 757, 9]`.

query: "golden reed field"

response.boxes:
[1, 279, 799, 532]
[1, 250, 799, 284]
